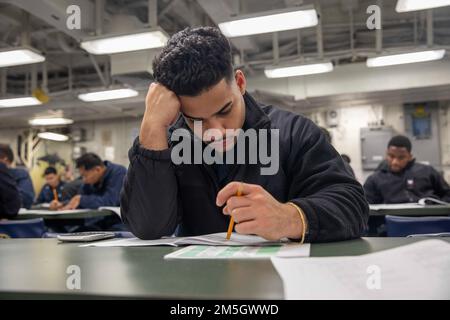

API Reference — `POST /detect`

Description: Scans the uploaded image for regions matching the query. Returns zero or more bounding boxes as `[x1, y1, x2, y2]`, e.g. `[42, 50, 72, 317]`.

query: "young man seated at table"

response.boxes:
[120, 27, 369, 242]
[52, 153, 126, 210]
[364, 135, 450, 204]
[0, 144, 35, 209]
[36, 167, 66, 204]
[50, 153, 127, 231]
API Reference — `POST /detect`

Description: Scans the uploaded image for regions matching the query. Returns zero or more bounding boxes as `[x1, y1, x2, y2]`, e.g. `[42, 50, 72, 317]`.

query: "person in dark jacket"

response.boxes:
[0, 144, 35, 209]
[36, 167, 66, 204]
[364, 135, 450, 204]
[120, 27, 369, 243]
[57, 153, 127, 210]
[0, 162, 21, 218]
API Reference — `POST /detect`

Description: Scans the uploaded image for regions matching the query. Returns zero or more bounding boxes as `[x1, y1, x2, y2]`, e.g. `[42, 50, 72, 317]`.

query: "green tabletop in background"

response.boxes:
[369, 204, 450, 217]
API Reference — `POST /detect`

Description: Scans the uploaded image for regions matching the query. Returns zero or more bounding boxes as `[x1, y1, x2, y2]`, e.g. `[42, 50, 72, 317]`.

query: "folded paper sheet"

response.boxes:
[271, 239, 450, 300]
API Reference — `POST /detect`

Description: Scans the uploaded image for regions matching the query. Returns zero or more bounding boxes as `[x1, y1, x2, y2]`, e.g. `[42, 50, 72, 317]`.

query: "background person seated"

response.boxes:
[0, 162, 21, 219]
[364, 135, 450, 204]
[55, 153, 127, 210]
[0, 144, 35, 209]
[36, 167, 66, 204]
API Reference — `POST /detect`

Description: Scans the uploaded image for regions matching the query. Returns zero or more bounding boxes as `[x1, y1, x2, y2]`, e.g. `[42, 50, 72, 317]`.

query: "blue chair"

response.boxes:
[386, 215, 450, 237]
[0, 218, 47, 238]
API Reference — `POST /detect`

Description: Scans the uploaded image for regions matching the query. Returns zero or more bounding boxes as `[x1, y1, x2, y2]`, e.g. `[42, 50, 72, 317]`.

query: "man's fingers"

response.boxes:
[230, 207, 257, 224]
[222, 196, 252, 215]
[234, 220, 260, 235]
[216, 182, 260, 206]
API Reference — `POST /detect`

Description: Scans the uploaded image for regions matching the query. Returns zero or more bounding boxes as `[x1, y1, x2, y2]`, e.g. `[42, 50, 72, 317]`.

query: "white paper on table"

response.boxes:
[98, 206, 121, 218]
[81, 232, 291, 247]
[369, 203, 425, 210]
[271, 239, 450, 300]
[18, 208, 92, 215]
[164, 243, 310, 260]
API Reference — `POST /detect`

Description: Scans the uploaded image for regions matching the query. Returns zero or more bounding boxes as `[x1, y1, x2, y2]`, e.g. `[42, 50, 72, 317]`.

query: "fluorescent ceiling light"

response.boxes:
[0, 47, 45, 68]
[396, 0, 450, 12]
[0, 96, 42, 108]
[366, 49, 446, 67]
[38, 132, 69, 142]
[265, 62, 333, 78]
[78, 88, 139, 102]
[80, 30, 168, 55]
[29, 118, 74, 126]
[219, 8, 318, 38]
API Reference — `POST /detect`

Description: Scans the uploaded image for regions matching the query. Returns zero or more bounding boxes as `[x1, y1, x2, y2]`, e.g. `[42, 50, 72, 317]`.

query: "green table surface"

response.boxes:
[369, 205, 450, 216]
[1, 237, 449, 299]
[12, 210, 114, 220]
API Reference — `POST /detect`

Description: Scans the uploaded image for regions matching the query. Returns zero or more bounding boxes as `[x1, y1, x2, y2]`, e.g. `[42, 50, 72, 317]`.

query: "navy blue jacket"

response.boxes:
[0, 163, 21, 218]
[364, 159, 450, 204]
[78, 161, 127, 209]
[9, 167, 35, 209]
[121, 93, 369, 242]
[36, 182, 66, 204]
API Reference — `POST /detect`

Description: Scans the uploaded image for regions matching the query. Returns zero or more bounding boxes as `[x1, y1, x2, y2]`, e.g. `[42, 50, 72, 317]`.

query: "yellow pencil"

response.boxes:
[226, 184, 243, 240]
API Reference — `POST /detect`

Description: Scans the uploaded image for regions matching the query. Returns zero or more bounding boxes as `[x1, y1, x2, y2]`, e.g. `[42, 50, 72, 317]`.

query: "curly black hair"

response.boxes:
[388, 135, 412, 152]
[152, 27, 234, 96]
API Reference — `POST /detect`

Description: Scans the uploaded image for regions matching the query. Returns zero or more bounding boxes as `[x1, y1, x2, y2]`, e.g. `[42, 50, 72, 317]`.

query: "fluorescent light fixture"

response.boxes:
[219, 7, 318, 38]
[366, 49, 446, 67]
[38, 132, 69, 142]
[265, 61, 333, 78]
[78, 88, 139, 102]
[29, 118, 74, 126]
[396, 0, 450, 12]
[80, 30, 168, 55]
[0, 47, 45, 68]
[0, 96, 42, 108]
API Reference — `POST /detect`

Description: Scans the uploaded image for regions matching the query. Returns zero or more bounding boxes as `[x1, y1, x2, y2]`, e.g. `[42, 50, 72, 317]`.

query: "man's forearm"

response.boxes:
[139, 121, 169, 151]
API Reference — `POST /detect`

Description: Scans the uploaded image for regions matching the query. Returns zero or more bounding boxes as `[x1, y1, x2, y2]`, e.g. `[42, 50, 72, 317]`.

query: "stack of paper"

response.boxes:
[98, 206, 121, 217]
[82, 232, 311, 259]
[82, 232, 288, 247]
[271, 239, 450, 299]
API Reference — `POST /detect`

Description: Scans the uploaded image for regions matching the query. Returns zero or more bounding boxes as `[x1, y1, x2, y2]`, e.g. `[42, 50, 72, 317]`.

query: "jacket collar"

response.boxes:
[242, 92, 271, 130]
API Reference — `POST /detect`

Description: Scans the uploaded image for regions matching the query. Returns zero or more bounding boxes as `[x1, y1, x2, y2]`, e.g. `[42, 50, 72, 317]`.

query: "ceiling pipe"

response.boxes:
[376, 0, 383, 53]
[148, 0, 158, 28]
[20, 10, 30, 46]
[1, 69, 6, 96]
[427, 9, 434, 47]
[95, 0, 104, 36]
[273, 32, 280, 65]
[42, 61, 48, 93]
[315, 0, 324, 59]
[297, 30, 302, 57]
[88, 54, 107, 87]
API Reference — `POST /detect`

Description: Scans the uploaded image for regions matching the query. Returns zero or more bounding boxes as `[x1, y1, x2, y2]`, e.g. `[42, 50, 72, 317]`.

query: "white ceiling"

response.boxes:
[0, 0, 449, 128]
